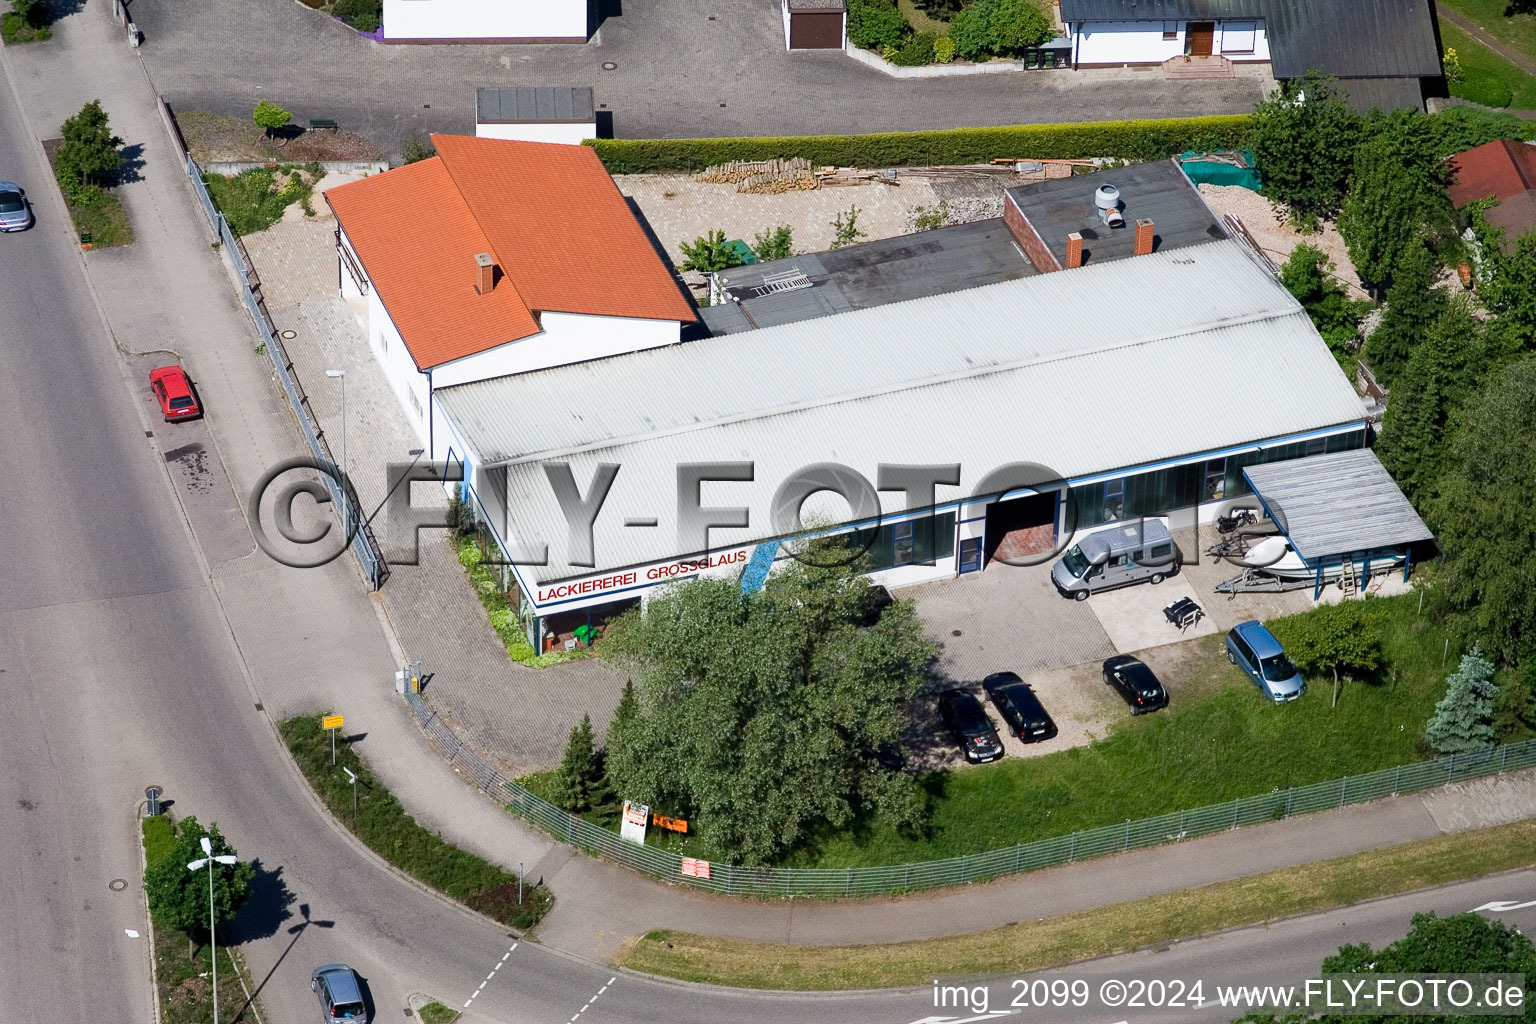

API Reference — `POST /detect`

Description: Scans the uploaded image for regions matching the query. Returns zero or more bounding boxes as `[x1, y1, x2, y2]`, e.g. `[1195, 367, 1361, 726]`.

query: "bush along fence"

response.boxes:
[585, 115, 1256, 174]
[155, 98, 388, 591]
[403, 689, 1536, 899]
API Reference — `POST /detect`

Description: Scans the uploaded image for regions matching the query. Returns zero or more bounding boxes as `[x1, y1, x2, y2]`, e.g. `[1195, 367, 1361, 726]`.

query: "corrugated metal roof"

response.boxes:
[1243, 449, 1433, 561]
[1264, 0, 1440, 78]
[436, 239, 1368, 582]
[1060, 0, 1262, 19]
[475, 87, 595, 124]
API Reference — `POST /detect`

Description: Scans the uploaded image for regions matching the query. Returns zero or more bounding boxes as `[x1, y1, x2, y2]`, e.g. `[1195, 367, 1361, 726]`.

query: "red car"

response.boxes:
[150, 365, 202, 421]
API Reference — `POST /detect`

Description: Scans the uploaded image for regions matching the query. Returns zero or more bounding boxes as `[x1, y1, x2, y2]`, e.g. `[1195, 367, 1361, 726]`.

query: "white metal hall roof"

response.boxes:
[434, 239, 1369, 582]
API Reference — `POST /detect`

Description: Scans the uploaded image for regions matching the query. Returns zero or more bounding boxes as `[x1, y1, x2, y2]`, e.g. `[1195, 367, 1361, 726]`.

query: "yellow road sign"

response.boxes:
[322, 714, 344, 731]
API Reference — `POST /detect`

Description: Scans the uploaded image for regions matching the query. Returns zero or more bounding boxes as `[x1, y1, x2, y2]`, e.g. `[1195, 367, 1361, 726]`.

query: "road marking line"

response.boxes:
[566, 977, 618, 1023]
[464, 942, 519, 1008]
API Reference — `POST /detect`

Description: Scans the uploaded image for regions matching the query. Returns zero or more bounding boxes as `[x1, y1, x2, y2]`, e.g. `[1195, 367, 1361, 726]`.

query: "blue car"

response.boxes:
[1226, 620, 1305, 702]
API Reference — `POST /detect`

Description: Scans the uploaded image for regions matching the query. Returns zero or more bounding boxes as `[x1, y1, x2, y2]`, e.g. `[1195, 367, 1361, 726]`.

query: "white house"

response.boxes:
[1059, 0, 1270, 67]
[383, 0, 588, 43]
[323, 133, 697, 477]
[475, 87, 597, 146]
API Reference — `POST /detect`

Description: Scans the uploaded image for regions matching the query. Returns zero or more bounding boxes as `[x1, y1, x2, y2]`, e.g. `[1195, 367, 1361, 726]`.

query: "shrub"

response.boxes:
[1451, 67, 1513, 109]
[252, 99, 291, 137]
[832, 204, 866, 248]
[891, 31, 938, 66]
[848, 0, 909, 50]
[1442, 47, 1464, 85]
[933, 34, 955, 63]
[910, 200, 949, 231]
[585, 115, 1256, 173]
[752, 223, 793, 261]
[331, 0, 381, 32]
[402, 130, 436, 165]
[949, 0, 1053, 60]
[677, 229, 742, 273]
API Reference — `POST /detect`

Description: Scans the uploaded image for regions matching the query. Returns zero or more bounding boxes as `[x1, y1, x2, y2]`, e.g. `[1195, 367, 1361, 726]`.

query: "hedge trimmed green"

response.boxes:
[585, 115, 1256, 173]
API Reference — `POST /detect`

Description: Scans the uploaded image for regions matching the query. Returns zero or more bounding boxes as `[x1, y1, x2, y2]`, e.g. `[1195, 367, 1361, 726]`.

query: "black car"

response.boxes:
[982, 672, 1058, 742]
[1102, 654, 1169, 714]
[937, 688, 1004, 763]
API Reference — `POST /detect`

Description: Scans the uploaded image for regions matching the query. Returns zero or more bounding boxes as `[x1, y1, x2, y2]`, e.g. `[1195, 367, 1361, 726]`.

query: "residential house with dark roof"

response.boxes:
[324, 133, 696, 460]
[1058, 0, 1443, 112]
[1447, 138, 1536, 253]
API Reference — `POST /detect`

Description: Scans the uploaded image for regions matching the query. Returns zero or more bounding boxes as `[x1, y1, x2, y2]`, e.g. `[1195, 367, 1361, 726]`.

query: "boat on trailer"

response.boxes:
[1215, 538, 1408, 594]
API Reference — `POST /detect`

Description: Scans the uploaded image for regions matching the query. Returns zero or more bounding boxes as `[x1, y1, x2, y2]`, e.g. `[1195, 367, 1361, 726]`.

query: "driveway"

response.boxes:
[128, 0, 1267, 158]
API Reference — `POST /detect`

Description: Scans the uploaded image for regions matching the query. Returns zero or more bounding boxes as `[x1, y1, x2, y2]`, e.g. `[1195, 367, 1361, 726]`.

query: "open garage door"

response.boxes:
[984, 492, 1057, 566]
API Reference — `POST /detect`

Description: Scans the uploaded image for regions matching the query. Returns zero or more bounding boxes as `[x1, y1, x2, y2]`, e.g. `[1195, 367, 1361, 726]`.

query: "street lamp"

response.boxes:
[187, 836, 239, 1024]
[325, 369, 347, 537]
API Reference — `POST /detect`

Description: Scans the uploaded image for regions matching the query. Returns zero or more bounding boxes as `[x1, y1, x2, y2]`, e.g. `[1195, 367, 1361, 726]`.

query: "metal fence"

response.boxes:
[163, 104, 388, 589]
[403, 689, 1536, 898]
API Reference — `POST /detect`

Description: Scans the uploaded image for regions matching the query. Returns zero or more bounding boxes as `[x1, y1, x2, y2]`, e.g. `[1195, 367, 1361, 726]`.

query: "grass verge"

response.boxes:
[41, 138, 133, 248]
[622, 817, 1536, 990]
[141, 817, 259, 1024]
[1443, 22, 1536, 109]
[456, 536, 596, 668]
[1, 10, 51, 41]
[418, 1002, 461, 1024]
[278, 714, 553, 928]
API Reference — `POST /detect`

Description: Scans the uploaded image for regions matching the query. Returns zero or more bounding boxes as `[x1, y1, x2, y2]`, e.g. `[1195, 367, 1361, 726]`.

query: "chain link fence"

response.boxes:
[403, 689, 1536, 898]
[158, 99, 388, 589]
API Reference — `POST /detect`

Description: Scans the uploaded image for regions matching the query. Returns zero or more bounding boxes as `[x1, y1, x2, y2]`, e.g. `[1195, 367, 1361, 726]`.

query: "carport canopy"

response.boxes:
[1241, 449, 1433, 562]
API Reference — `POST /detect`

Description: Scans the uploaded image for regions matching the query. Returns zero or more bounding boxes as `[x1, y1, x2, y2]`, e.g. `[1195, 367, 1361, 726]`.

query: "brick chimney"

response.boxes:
[1134, 219, 1155, 256]
[1065, 232, 1083, 269]
[474, 252, 495, 294]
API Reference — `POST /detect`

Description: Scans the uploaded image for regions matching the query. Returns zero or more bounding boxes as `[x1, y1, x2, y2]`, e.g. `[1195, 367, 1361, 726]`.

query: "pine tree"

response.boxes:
[1362, 243, 1447, 386]
[1375, 298, 1485, 502]
[555, 714, 602, 813]
[1425, 646, 1497, 755]
[1337, 111, 1453, 289]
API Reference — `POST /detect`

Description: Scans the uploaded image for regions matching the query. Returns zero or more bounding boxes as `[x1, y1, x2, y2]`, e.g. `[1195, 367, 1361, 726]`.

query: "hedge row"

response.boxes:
[585, 115, 1256, 173]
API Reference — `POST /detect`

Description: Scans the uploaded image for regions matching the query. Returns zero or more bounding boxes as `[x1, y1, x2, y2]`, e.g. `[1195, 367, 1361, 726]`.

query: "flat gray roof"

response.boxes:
[1007, 160, 1228, 269]
[475, 87, 595, 124]
[1243, 449, 1433, 562]
[707, 217, 1033, 335]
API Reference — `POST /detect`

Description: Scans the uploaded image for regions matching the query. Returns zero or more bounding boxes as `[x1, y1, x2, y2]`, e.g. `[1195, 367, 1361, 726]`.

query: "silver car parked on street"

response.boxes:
[0, 182, 33, 232]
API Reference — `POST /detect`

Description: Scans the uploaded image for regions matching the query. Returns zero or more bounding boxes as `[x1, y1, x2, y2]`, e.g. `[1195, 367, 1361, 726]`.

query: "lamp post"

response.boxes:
[325, 369, 347, 537]
[187, 836, 239, 1024]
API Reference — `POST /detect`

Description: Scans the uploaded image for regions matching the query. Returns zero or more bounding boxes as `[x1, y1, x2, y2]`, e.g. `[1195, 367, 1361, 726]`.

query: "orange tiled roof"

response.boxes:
[325, 136, 695, 371]
[1447, 138, 1536, 209]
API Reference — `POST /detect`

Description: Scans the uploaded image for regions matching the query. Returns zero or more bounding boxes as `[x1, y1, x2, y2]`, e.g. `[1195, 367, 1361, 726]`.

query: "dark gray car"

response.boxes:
[312, 964, 367, 1022]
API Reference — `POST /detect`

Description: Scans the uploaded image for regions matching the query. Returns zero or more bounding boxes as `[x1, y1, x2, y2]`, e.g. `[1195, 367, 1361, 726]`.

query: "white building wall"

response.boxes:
[1214, 20, 1269, 60]
[365, 287, 432, 447]
[1072, 19, 1269, 64]
[475, 121, 597, 146]
[383, 0, 586, 40]
[429, 312, 682, 388]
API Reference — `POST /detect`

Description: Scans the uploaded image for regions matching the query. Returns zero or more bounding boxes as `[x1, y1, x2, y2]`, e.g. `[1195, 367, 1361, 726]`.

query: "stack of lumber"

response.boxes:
[696, 157, 818, 193]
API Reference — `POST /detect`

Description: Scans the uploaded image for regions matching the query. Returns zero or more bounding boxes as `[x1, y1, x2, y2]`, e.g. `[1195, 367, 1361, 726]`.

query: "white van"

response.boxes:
[1051, 518, 1178, 600]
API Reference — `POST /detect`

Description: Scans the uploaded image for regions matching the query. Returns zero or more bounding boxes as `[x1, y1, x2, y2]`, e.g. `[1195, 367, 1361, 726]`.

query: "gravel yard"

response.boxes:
[1197, 183, 1371, 298]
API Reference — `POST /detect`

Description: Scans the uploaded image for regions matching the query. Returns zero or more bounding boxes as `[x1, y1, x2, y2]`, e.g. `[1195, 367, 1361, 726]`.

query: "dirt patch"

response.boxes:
[175, 110, 383, 164]
[1198, 183, 1369, 298]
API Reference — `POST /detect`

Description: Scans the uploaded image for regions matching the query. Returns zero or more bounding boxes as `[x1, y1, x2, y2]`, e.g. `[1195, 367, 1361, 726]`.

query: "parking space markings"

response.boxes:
[567, 977, 616, 1023]
[464, 942, 518, 1009]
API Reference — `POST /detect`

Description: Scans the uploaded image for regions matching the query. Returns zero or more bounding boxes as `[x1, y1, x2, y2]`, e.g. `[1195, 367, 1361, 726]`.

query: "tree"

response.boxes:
[1251, 71, 1362, 226]
[676, 230, 743, 273]
[751, 224, 794, 262]
[1273, 601, 1383, 708]
[1492, 662, 1536, 743]
[602, 554, 934, 864]
[252, 99, 292, 139]
[55, 100, 123, 188]
[1336, 112, 1453, 289]
[1468, 210, 1536, 358]
[555, 714, 604, 814]
[1426, 646, 1498, 755]
[1360, 242, 1447, 386]
[1428, 356, 1536, 661]
[402, 130, 436, 165]
[143, 816, 254, 942]
[1375, 298, 1485, 502]
[1278, 243, 1368, 354]
[831, 205, 866, 249]
[949, 0, 1054, 60]
[1239, 911, 1536, 1024]
[846, 0, 910, 50]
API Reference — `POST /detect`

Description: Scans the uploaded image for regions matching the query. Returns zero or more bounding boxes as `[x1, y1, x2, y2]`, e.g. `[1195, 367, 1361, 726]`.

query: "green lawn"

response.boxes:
[787, 593, 1453, 868]
[1438, 0, 1536, 64]
[897, 0, 948, 34]
[1442, 22, 1536, 109]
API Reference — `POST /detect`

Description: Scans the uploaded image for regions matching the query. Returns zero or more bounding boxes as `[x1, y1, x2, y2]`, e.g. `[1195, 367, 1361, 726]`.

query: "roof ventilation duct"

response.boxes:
[1095, 184, 1124, 228]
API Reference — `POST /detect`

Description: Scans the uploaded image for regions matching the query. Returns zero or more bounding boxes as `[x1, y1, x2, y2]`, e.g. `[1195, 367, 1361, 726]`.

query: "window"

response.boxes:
[892, 521, 915, 566]
[1203, 458, 1226, 502]
[1306, 436, 1327, 457]
[409, 386, 423, 421]
[846, 513, 955, 572]
[1221, 20, 1256, 52]
[1162, 21, 1178, 39]
[1103, 479, 1126, 521]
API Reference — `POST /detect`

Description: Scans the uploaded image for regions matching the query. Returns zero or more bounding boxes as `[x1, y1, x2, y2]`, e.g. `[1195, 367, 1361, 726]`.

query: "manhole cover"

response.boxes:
[280, 329, 297, 340]
[601, 61, 617, 70]
[951, 629, 962, 637]
[109, 878, 128, 892]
